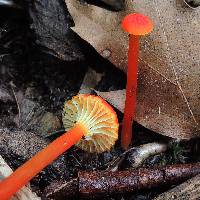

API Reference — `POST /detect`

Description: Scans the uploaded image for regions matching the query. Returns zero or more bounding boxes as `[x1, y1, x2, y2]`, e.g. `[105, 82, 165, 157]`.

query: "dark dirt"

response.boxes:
[0, 0, 199, 200]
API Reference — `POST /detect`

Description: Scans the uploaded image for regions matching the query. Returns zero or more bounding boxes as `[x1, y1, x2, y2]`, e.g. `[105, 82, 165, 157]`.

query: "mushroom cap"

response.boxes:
[121, 13, 153, 35]
[62, 94, 119, 153]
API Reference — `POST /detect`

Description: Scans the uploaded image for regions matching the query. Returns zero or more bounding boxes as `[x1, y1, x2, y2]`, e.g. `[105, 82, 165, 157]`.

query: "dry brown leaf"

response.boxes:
[67, 0, 200, 139]
[95, 90, 125, 113]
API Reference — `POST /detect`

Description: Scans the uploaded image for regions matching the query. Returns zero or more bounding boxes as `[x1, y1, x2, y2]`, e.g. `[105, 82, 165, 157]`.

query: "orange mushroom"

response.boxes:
[0, 94, 119, 200]
[121, 13, 153, 149]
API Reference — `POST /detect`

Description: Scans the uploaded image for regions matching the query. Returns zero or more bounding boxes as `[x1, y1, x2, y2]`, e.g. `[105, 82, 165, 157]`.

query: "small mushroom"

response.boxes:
[0, 94, 119, 200]
[62, 94, 119, 153]
[121, 13, 153, 149]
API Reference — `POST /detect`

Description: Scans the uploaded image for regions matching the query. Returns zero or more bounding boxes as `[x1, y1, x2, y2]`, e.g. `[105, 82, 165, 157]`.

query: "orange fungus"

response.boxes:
[0, 94, 119, 200]
[121, 13, 153, 35]
[121, 13, 153, 149]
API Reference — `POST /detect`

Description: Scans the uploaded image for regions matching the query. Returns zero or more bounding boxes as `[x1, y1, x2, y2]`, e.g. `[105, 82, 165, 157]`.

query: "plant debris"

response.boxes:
[44, 162, 200, 199]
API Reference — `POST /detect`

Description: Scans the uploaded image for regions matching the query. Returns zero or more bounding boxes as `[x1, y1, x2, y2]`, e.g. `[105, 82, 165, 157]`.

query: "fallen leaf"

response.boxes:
[28, 0, 83, 61]
[67, 0, 200, 139]
[95, 90, 125, 113]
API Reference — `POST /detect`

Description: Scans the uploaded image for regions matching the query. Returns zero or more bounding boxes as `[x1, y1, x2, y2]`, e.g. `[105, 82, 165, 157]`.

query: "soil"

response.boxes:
[0, 1, 199, 200]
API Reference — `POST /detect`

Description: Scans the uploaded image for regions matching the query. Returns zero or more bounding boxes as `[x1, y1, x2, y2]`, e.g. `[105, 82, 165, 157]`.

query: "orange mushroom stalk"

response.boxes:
[121, 13, 153, 149]
[0, 94, 119, 200]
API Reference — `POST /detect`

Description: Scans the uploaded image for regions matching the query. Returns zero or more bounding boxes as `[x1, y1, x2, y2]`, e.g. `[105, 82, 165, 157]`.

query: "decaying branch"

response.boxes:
[154, 174, 200, 200]
[78, 163, 200, 198]
[0, 156, 40, 200]
[44, 162, 200, 199]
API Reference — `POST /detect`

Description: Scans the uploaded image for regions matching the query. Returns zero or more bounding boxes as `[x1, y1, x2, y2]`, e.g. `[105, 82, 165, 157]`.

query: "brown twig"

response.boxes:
[44, 162, 200, 199]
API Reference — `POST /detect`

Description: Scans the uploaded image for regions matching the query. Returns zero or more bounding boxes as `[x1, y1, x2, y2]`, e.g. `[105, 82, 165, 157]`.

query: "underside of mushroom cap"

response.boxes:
[62, 94, 119, 153]
[122, 13, 153, 35]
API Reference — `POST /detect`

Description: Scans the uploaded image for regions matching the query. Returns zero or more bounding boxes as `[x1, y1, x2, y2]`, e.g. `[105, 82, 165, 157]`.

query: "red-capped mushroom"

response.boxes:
[0, 94, 119, 200]
[121, 13, 153, 149]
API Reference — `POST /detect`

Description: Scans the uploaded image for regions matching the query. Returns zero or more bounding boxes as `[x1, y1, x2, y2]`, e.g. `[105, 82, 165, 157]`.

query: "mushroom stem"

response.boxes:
[121, 35, 139, 149]
[0, 94, 119, 199]
[0, 123, 86, 200]
[121, 13, 153, 150]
